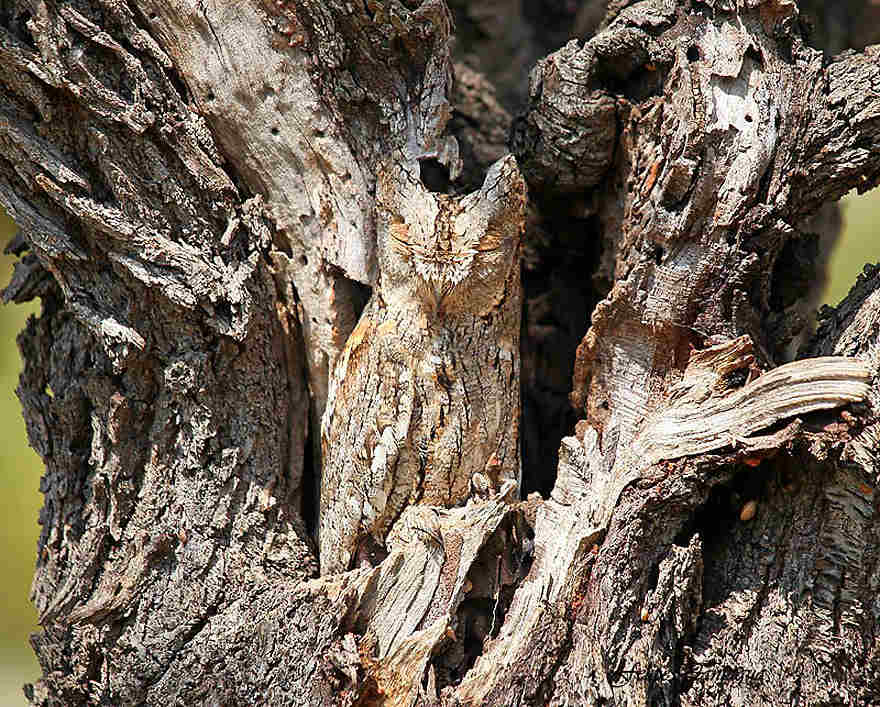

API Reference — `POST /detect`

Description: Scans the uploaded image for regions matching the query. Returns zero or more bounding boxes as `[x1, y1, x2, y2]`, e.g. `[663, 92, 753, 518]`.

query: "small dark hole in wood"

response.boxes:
[744, 45, 763, 66]
[206, 91, 215, 101]
[270, 126, 280, 136]
[722, 368, 749, 388]
[419, 157, 450, 194]
[600, 400, 610, 410]
[686, 45, 700, 62]
[674, 473, 735, 550]
[745, 114, 753, 122]
[300, 254, 308, 266]
[215, 299, 232, 324]
[653, 244, 664, 265]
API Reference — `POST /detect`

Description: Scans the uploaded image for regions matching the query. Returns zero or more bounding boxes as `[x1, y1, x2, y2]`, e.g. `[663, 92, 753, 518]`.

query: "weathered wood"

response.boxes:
[1, 0, 880, 705]
[635, 344, 870, 464]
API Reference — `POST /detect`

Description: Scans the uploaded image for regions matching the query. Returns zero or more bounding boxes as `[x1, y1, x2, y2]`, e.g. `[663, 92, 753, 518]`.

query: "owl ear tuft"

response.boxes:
[467, 155, 527, 251]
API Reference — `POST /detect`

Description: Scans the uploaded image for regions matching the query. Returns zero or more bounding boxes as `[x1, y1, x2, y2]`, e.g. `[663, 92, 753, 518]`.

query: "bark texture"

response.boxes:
[1, 0, 879, 705]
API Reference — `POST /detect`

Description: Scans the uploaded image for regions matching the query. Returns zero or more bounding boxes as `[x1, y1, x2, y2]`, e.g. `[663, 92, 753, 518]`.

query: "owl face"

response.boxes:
[376, 155, 525, 317]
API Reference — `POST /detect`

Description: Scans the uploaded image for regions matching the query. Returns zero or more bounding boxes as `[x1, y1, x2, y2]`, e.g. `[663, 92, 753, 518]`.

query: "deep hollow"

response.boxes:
[520, 203, 605, 498]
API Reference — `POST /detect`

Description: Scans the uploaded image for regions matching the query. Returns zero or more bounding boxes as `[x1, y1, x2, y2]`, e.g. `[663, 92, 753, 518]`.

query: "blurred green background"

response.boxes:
[0, 206, 41, 707]
[0, 190, 879, 705]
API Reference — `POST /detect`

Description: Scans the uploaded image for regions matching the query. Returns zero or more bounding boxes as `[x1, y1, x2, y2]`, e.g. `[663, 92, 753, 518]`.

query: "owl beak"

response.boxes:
[426, 281, 447, 314]
[431, 283, 444, 309]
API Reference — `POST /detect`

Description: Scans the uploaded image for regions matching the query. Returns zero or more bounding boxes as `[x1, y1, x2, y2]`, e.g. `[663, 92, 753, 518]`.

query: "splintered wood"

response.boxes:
[635, 336, 871, 464]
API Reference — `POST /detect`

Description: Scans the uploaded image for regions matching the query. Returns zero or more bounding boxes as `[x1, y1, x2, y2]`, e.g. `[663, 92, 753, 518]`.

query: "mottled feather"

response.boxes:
[319, 155, 526, 575]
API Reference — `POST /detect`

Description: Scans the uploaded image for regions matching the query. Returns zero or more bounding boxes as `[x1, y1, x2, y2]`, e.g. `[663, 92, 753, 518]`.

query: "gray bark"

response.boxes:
[1, 0, 879, 705]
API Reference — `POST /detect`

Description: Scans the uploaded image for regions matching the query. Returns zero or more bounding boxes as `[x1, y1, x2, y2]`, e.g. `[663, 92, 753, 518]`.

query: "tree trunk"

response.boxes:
[1, 0, 879, 704]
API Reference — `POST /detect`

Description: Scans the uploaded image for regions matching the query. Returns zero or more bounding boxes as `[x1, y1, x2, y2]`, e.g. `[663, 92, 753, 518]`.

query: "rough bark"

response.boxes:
[1, 0, 879, 705]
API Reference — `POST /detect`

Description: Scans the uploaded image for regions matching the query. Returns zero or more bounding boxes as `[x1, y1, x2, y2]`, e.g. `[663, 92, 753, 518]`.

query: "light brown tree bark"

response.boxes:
[1, 0, 879, 705]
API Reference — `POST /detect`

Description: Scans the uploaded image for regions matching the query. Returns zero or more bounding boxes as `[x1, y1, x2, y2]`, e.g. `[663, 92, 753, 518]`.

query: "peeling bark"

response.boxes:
[1, 0, 879, 705]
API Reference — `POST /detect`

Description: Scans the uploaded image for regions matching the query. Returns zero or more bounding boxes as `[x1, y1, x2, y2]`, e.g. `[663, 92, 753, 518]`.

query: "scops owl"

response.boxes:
[318, 154, 526, 576]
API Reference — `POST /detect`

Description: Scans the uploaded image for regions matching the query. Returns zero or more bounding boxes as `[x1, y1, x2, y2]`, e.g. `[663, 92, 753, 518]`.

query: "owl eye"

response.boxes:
[390, 234, 411, 259]
[389, 220, 416, 260]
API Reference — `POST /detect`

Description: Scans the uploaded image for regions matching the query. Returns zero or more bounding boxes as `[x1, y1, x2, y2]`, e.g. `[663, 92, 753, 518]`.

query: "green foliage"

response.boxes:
[825, 189, 880, 305]
[0, 208, 41, 705]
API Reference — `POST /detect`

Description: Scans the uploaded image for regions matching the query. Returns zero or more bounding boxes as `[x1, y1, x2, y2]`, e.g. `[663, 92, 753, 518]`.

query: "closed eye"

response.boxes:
[392, 237, 475, 263]
[390, 233, 417, 258]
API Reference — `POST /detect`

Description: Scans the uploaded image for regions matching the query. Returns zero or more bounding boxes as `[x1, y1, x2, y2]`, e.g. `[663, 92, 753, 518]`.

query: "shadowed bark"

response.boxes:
[1, 0, 879, 705]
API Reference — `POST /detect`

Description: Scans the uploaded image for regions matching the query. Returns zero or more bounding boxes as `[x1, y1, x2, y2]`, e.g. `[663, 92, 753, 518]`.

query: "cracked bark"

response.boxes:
[1, 0, 879, 705]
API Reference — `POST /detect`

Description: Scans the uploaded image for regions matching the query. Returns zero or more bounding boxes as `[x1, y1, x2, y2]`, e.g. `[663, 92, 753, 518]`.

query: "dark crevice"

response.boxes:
[301, 421, 317, 535]
[5, 9, 36, 48]
[521, 204, 604, 498]
[430, 511, 533, 690]
[349, 280, 372, 322]
[673, 464, 741, 553]
[690, 0, 714, 17]
[301, 276, 369, 538]
[161, 60, 192, 106]
[744, 44, 763, 67]
[602, 66, 667, 104]
[675, 459, 784, 638]
[721, 367, 748, 389]
[446, 0, 587, 112]
[653, 244, 665, 265]
[754, 152, 776, 205]
[765, 232, 820, 358]
[419, 157, 451, 194]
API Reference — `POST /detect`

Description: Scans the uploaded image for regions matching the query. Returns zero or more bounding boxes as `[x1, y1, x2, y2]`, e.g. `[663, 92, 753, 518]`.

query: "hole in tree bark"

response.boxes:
[767, 232, 821, 359]
[591, 44, 664, 103]
[674, 473, 735, 551]
[721, 367, 749, 389]
[677, 457, 775, 556]
[348, 281, 372, 321]
[214, 299, 232, 326]
[770, 235, 820, 309]
[4, 10, 36, 47]
[419, 157, 451, 193]
[744, 45, 764, 66]
[687, 45, 701, 62]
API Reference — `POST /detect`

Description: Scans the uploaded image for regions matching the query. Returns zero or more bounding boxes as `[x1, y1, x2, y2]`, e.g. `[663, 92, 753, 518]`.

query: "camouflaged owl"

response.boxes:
[318, 155, 526, 575]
